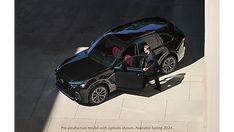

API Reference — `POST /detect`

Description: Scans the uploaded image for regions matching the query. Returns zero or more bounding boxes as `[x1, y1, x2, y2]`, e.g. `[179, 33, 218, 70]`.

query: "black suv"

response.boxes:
[55, 17, 185, 105]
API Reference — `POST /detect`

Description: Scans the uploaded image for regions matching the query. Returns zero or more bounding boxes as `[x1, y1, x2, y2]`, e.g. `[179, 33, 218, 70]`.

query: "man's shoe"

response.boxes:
[157, 87, 162, 91]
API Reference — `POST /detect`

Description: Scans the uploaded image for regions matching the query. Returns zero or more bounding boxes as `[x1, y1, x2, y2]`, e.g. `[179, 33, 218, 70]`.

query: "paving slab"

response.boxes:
[75, 94, 124, 119]
[177, 59, 205, 75]
[15, 78, 46, 97]
[190, 75, 205, 82]
[120, 95, 166, 121]
[15, 118, 28, 132]
[190, 82, 205, 101]
[23, 117, 51, 132]
[15, 96, 38, 118]
[39, 72, 58, 98]
[32, 87, 78, 118]
[15, 49, 58, 78]
[187, 122, 207, 132]
[165, 100, 203, 122]
[151, 81, 190, 101]
[46, 118, 71, 132]
[160, 72, 190, 82]
[15, 78, 28, 95]
[41, 93, 78, 118]
[30, 91, 58, 118]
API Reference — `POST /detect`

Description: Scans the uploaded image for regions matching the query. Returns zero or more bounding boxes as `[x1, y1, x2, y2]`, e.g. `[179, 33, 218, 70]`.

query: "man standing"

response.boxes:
[143, 44, 162, 91]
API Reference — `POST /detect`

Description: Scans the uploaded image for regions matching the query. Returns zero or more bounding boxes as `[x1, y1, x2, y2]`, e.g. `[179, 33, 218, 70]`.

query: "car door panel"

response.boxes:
[114, 55, 145, 91]
[115, 70, 144, 91]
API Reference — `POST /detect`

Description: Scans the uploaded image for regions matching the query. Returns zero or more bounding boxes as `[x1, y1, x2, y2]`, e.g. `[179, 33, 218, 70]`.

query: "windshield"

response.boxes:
[88, 37, 123, 66]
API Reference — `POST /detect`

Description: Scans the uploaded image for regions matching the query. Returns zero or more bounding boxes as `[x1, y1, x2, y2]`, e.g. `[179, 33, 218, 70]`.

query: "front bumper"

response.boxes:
[56, 81, 89, 103]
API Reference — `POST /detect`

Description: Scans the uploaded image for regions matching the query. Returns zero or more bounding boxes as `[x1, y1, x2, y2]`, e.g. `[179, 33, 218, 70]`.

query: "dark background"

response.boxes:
[15, 0, 204, 132]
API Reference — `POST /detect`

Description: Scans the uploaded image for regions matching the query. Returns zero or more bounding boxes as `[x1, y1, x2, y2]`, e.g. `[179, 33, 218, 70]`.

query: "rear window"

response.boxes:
[159, 34, 173, 43]
[134, 35, 163, 54]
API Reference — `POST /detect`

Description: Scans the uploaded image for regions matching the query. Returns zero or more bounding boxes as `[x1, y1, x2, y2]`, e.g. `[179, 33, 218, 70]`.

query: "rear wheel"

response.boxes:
[89, 84, 108, 105]
[161, 55, 177, 74]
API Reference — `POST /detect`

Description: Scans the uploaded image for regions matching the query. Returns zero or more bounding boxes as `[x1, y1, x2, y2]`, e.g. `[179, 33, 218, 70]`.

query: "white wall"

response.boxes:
[205, 0, 219, 131]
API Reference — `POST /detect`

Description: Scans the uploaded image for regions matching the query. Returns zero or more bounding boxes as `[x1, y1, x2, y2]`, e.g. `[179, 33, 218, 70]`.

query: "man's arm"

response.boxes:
[143, 52, 155, 71]
[146, 52, 155, 68]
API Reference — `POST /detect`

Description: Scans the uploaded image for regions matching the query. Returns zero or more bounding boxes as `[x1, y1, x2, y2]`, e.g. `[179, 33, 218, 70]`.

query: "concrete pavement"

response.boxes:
[42, 57, 206, 132]
[15, 55, 206, 132]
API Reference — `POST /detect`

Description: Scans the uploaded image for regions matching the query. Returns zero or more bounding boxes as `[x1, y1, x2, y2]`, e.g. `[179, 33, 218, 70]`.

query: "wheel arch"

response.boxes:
[160, 53, 178, 74]
[168, 52, 178, 62]
[88, 82, 110, 105]
[88, 80, 111, 94]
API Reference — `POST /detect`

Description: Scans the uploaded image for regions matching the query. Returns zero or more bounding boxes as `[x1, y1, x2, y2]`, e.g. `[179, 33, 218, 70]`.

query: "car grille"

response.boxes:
[56, 72, 71, 91]
[56, 82, 74, 100]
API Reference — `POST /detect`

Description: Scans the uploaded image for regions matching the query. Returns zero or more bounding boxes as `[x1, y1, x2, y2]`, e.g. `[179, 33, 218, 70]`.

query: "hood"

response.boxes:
[57, 50, 108, 81]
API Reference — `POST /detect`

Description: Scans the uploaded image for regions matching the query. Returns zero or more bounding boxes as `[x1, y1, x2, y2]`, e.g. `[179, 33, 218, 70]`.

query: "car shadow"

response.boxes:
[124, 73, 185, 97]
[98, 73, 185, 104]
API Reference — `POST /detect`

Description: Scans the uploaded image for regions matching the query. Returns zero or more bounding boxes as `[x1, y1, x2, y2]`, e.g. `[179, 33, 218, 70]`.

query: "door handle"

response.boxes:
[137, 73, 140, 77]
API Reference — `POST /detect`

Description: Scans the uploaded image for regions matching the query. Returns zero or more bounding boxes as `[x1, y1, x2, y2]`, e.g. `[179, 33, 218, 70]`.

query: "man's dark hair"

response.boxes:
[144, 44, 151, 50]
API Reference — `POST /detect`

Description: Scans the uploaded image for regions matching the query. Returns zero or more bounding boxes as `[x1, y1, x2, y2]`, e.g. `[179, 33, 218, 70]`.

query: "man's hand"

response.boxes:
[143, 68, 148, 71]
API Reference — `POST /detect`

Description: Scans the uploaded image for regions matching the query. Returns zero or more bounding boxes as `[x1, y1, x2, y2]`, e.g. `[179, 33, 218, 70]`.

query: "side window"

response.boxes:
[90, 37, 123, 66]
[153, 35, 163, 48]
[159, 34, 173, 44]
[134, 35, 163, 54]
[122, 44, 136, 57]
[120, 44, 137, 66]
[137, 42, 145, 55]
[121, 55, 145, 68]
[144, 36, 159, 49]
[95, 37, 122, 56]
[135, 39, 147, 55]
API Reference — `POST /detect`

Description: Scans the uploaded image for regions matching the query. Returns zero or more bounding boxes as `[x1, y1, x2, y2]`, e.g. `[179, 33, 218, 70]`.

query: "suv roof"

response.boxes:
[104, 17, 174, 42]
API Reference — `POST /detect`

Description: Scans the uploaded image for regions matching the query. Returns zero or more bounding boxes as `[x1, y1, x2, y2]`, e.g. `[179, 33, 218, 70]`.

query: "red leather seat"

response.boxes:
[124, 54, 133, 66]
[112, 47, 121, 57]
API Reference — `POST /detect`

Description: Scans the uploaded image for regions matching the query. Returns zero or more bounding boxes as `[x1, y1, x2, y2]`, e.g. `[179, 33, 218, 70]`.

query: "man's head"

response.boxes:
[144, 44, 151, 53]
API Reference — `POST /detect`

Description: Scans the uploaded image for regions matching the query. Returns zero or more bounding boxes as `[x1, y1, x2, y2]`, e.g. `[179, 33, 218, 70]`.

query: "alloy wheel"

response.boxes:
[162, 56, 177, 74]
[91, 86, 107, 104]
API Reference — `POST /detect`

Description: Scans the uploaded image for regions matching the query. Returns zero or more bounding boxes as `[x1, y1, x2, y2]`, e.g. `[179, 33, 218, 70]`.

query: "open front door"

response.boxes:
[114, 55, 145, 91]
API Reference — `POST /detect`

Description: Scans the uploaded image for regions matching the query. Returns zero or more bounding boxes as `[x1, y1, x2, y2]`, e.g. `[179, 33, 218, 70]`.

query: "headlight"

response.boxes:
[80, 83, 85, 88]
[68, 80, 86, 89]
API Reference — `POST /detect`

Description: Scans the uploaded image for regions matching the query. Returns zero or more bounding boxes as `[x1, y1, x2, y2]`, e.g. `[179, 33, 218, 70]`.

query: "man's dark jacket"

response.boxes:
[144, 51, 159, 75]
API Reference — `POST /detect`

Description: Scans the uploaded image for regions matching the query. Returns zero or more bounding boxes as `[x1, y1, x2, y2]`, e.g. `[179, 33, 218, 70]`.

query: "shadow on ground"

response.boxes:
[104, 73, 185, 100]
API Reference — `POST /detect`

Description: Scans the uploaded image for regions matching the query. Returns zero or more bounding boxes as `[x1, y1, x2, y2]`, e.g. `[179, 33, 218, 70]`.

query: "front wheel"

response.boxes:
[160, 55, 177, 74]
[89, 84, 108, 105]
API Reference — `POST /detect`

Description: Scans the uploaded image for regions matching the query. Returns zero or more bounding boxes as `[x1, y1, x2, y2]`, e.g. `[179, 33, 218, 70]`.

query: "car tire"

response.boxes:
[89, 84, 109, 105]
[160, 55, 177, 74]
